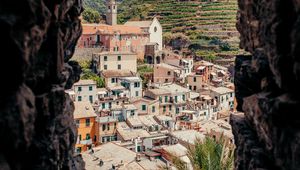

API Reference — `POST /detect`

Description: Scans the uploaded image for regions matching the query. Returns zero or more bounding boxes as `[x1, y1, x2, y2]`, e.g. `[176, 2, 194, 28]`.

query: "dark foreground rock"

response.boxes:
[0, 0, 84, 169]
[232, 0, 300, 170]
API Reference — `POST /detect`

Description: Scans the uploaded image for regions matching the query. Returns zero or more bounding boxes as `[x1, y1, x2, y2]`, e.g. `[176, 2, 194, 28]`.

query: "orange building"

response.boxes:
[194, 60, 214, 83]
[74, 102, 98, 153]
[77, 24, 149, 59]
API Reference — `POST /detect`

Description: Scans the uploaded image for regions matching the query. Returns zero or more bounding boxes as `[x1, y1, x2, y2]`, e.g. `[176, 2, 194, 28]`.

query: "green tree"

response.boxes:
[172, 137, 234, 170]
[82, 8, 101, 23]
[79, 60, 105, 88]
[163, 33, 191, 50]
[203, 54, 217, 62]
[220, 42, 232, 51]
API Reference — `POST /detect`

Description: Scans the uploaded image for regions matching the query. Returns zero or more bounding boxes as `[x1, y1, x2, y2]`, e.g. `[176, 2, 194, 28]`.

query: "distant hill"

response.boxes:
[83, 0, 106, 13]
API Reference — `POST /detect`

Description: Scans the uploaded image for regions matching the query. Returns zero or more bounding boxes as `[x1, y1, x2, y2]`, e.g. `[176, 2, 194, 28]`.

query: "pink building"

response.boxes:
[77, 24, 150, 59]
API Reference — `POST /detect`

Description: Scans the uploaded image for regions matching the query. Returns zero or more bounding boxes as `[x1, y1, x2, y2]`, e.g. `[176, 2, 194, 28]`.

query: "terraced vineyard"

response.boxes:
[118, 0, 244, 63]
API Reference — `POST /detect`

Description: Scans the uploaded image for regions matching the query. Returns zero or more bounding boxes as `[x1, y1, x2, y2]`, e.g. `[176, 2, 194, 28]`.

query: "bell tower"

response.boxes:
[106, 0, 117, 25]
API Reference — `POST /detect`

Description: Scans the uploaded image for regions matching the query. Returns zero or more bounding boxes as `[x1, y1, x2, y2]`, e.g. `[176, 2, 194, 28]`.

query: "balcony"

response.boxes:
[80, 139, 92, 145]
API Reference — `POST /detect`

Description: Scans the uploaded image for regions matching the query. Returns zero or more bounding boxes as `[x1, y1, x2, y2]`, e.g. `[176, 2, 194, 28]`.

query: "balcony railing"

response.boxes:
[80, 139, 92, 145]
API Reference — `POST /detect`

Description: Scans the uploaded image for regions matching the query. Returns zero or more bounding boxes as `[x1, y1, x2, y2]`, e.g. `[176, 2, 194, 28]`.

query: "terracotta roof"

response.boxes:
[102, 70, 136, 78]
[73, 102, 97, 119]
[211, 87, 234, 94]
[124, 20, 153, 28]
[131, 97, 158, 104]
[74, 79, 96, 86]
[147, 88, 171, 95]
[82, 24, 148, 35]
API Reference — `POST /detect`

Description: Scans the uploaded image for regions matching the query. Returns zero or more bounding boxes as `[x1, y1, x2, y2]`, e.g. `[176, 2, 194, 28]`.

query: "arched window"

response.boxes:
[154, 26, 157, 32]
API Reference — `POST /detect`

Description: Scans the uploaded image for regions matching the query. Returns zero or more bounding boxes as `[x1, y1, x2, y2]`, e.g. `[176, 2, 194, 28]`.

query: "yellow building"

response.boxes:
[74, 102, 98, 153]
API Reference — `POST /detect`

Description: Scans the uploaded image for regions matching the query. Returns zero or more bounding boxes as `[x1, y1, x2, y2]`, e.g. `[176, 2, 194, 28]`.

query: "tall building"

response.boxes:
[106, 0, 117, 25]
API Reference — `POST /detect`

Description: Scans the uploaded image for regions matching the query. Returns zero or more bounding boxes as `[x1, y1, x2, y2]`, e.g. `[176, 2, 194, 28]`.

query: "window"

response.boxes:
[194, 77, 197, 82]
[102, 124, 106, 131]
[159, 96, 162, 102]
[118, 64, 121, 70]
[194, 86, 196, 91]
[204, 112, 207, 116]
[96, 35, 100, 42]
[182, 94, 186, 101]
[189, 85, 192, 90]
[134, 82, 140, 88]
[114, 47, 119, 51]
[104, 65, 107, 70]
[135, 91, 139, 97]
[152, 106, 155, 113]
[165, 79, 168, 83]
[86, 133, 90, 140]
[89, 86, 93, 91]
[182, 106, 185, 110]
[142, 105, 146, 111]
[118, 56, 121, 61]
[104, 56, 107, 61]
[154, 26, 157, 32]
[89, 95, 93, 103]
[108, 6, 111, 10]
[86, 119, 90, 127]
[78, 86, 82, 91]
[79, 134, 82, 140]
[130, 110, 135, 116]
[78, 96, 82, 101]
[176, 107, 180, 114]
[107, 124, 110, 131]
[111, 78, 115, 83]
[230, 93, 233, 97]
[163, 106, 166, 112]
[165, 96, 168, 102]
[76, 147, 81, 153]
[113, 5, 115, 9]
[94, 135, 97, 142]
[102, 103, 105, 109]
[109, 102, 112, 108]
[169, 105, 172, 111]
[75, 120, 80, 127]
[175, 96, 178, 103]
[167, 71, 171, 76]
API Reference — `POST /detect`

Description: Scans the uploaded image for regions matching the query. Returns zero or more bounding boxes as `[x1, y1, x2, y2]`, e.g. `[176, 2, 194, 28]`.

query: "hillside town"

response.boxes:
[69, 0, 237, 169]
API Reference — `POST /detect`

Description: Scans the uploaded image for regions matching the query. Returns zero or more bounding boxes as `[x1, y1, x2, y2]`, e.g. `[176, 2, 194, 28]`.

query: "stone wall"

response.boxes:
[0, 0, 84, 169]
[231, 0, 300, 170]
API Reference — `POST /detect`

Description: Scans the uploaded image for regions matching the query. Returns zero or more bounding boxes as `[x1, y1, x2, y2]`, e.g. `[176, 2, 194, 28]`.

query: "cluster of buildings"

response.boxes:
[71, 0, 236, 169]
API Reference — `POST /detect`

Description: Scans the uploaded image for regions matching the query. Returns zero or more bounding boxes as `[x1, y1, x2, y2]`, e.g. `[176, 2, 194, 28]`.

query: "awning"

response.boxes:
[109, 86, 126, 91]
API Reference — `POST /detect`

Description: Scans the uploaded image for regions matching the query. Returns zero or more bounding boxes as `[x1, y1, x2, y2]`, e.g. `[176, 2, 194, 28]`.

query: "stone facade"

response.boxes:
[231, 0, 300, 170]
[0, 0, 84, 169]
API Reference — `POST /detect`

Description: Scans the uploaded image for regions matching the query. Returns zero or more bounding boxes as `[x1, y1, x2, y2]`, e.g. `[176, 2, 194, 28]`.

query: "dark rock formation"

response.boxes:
[231, 0, 300, 170]
[0, 0, 84, 169]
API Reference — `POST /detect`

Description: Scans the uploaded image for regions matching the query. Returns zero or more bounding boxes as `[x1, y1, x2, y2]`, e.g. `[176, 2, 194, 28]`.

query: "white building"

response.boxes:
[69, 80, 98, 103]
[124, 17, 163, 50]
[210, 87, 234, 112]
[144, 83, 191, 116]
[119, 76, 143, 98]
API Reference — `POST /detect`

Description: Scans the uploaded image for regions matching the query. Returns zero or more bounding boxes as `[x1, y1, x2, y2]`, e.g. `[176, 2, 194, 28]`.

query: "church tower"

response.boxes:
[106, 0, 117, 25]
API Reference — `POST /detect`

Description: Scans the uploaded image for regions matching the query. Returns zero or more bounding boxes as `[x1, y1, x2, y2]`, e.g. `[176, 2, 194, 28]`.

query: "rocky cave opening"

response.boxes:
[1, 0, 300, 169]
